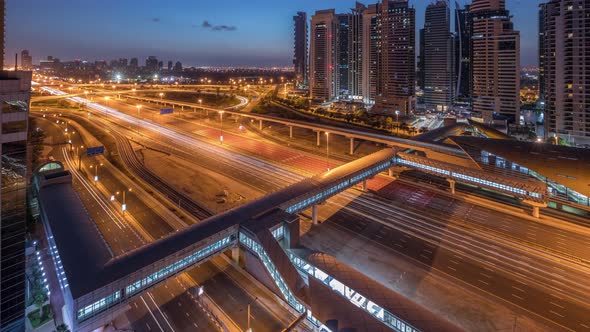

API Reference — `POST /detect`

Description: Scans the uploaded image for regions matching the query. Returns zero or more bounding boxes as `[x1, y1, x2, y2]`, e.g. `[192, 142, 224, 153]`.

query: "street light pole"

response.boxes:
[219, 111, 225, 144]
[247, 303, 251, 332]
[136, 105, 142, 134]
[325, 132, 330, 171]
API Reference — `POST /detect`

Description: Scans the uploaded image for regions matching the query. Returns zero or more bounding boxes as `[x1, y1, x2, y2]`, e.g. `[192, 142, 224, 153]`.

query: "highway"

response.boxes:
[35, 115, 297, 331]
[37, 87, 590, 330]
[107, 97, 590, 330]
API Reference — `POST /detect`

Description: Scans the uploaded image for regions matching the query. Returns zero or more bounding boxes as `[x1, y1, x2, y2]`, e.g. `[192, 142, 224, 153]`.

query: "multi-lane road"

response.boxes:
[34, 85, 590, 331]
[35, 114, 297, 332]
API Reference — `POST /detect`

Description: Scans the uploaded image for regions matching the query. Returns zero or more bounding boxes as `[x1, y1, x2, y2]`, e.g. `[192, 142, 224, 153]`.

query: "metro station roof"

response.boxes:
[412, 123, 469, 143]
[38, 179, 113, 299]
[450, 136, 590, 195]
[305, 253, 464, 332]
[466, 120, 514, 140]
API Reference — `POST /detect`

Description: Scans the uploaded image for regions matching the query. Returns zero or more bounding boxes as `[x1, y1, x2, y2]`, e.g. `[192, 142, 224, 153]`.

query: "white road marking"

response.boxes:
[511, 286, 525, 293]
[549, 310, 565, 318]
[550, 302, 565, 309]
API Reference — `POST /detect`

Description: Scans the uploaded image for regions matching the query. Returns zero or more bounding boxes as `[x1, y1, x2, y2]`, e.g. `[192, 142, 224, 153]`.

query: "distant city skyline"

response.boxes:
[7, 0, 543, 67]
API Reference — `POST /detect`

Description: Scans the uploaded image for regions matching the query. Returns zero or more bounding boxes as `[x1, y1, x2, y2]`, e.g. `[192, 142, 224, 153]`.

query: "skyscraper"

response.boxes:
[455, 2, 472, 103]
[0, 0, 4, 69]
[423, 1, 454, 111]
[470, 0, 520, 123]
[129, 57, 139, 70]
[146, 56, 159, 73]
[540, 0, 590, 140]
[418, 28, 425, 90]
[348, 2, 366, 99]
[0, 2, 30, 331]
[20, 51, 32, 70]
[375, 0, 415, 115]
[310, 9, 337, 102]
[361, 3, 380, 105]
[0, 71, 30, 332]
[336, 14, 350, 96]
[173, 61, 183, 73]
[293, 12, 308, 88]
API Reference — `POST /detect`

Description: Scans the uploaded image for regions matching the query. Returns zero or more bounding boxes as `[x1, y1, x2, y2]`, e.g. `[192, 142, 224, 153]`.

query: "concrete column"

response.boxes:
[289, 126, 293, 139]
[259, 119, 263, 130]
[181, 105, 184, 111]
[388, 168, 393, 177]
[349, 137, 354, 155]
[522, 200, 545, 219]
[231, 246, 240, 263]
[312, 205, 318, 225]
[447, 179, 456, 194]
[316, 131, 321, 146]
[362, 180, 367, 192]
[532, 206, 540, 219]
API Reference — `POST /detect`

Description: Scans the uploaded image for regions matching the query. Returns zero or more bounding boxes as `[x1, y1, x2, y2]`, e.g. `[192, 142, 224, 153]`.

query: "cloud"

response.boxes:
[151, 17, 161, 23]
[200, 20, 236, 32]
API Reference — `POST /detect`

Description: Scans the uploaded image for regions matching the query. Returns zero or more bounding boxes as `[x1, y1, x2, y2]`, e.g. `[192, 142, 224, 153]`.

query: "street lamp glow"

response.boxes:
[219, 111, 225, 144]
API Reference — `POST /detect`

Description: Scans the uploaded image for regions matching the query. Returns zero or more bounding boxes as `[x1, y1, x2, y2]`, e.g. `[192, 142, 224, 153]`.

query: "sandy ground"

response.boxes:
[140, 148, 263, 214]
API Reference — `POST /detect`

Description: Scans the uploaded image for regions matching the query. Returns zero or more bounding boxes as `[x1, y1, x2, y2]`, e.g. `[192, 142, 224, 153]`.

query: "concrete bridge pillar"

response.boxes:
[447, 179, 456, 194]
[388, 168, 394, 177]
[523, 200, 546, 219]
[532, 206, 540, 219]
[289, 126, 293, 139]
[316, 131, 321, 147]
[349, 137, 354, 155]
[259, 119, 263, 131]
[362, 180, 367, 192]
[312, 205, 318, 225]
[231, 246, 240, 263]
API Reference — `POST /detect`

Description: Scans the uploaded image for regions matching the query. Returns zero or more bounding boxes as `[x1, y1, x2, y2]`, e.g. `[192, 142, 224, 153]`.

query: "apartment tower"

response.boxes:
[470, 0, 520, 123]
[375, 0, 415, 115]
[540, 0, 590, 139]
[310, 9, 338, 102]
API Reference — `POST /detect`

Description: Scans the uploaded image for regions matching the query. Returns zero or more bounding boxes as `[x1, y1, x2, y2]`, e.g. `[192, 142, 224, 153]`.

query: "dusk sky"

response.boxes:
[7, 0, 542, 67]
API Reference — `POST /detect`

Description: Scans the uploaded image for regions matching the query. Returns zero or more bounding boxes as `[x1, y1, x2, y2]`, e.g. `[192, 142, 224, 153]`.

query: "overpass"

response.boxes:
[39, 86, 550, 210]
[32, 87, 248, 108]
[38, 150, 458, 332]
[121, 93, 466, 156]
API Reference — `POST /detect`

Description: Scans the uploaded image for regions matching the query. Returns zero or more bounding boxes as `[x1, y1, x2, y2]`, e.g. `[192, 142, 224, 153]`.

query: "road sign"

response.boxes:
[87, 146, 105, 157]
[160, 108, 174, 115]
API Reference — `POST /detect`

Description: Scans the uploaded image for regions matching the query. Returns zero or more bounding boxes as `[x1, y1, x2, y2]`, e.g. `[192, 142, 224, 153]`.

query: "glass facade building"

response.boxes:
[0, 71, 31, 332]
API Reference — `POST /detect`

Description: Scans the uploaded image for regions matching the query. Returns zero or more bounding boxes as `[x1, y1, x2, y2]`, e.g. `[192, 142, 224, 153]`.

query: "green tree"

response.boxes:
[33, 292, 47, 318]
[54, 323, 70, 332]
[385, 117, 394, 132]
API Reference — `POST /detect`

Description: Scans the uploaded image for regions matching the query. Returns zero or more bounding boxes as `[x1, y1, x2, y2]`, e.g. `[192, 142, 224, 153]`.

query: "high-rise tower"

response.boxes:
[310, 9, 338, 102]
[455, 2, 472, 103]
[423, 1, 454, 111]
[470, 0, 520, 123]
[540, 0, 590, 140]
[293, 12, 308, 88]
[375, 0, 415, 115]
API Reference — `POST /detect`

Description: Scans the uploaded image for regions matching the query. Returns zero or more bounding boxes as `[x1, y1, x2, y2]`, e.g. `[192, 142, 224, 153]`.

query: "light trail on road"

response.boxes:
[41, 86, 590, 330]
